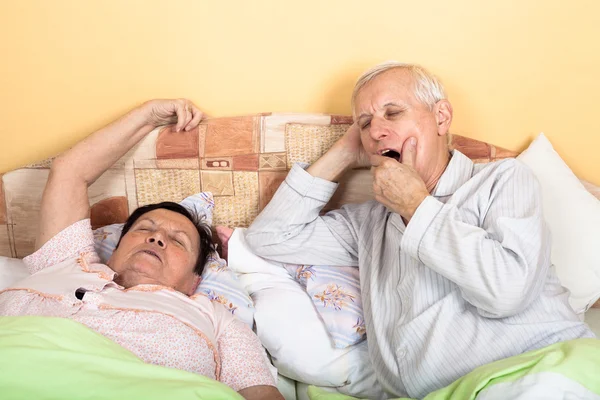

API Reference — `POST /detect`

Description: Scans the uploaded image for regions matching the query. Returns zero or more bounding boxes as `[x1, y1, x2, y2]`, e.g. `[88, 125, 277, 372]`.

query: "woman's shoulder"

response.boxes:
[24, 218, 98, 275]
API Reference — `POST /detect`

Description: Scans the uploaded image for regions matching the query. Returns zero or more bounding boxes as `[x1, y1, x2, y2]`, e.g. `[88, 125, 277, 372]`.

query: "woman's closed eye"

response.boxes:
[171, 235, 187, 248]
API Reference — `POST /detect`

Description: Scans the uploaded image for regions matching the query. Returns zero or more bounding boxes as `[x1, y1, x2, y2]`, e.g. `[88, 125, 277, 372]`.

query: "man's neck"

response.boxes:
[424, 151, 452, 193]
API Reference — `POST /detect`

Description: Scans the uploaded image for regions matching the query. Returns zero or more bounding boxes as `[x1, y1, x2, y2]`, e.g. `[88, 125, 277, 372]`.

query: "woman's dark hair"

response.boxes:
[116, 202, 215, 276]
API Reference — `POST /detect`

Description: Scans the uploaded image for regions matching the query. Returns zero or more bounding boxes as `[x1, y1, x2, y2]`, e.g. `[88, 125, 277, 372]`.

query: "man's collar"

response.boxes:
[431, 150, 474, 197]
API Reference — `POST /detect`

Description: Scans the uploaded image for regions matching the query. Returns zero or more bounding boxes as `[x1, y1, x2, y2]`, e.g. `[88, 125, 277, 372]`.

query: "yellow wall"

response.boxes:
[1, 0, 599, 184]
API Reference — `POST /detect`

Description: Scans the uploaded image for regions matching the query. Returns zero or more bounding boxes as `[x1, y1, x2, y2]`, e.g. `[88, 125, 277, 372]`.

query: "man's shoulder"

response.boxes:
[474, 157, 534, 180]
[469, 157, 540, 198]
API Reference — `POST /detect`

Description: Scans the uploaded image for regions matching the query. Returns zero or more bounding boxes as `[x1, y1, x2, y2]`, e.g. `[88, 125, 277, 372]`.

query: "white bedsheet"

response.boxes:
[585, 308, 600, 337]
[278, 374, 298, 400]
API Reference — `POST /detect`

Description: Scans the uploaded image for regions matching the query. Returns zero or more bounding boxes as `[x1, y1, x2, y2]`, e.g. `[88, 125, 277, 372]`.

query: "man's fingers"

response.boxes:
[369, 154, 388, 167]
[401, 137, 417, 167]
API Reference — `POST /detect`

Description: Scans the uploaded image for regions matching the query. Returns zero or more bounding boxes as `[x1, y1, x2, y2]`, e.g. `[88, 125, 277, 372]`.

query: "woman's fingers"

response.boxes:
[185, 105, 203, 131]
[182, 104, 193, 130]
[174, 100, 188, 132]
[147, 99, 201, 131]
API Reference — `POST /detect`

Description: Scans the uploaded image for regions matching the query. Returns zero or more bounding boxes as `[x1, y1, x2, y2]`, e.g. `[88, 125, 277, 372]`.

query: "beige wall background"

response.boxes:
[0, 0, 598, 184]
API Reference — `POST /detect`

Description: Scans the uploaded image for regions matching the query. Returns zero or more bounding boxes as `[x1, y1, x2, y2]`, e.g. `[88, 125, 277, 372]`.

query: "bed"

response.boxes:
[1, 113, 599, 399]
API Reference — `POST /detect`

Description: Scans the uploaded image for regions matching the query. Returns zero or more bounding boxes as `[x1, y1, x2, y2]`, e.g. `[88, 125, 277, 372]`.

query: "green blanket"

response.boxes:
[0, 316, 243, 400]
[309, 337, 600, 400]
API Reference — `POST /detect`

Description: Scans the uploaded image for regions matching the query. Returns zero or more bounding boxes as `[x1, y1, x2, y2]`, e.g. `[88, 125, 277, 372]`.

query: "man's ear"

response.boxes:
[434, 100, 453, 137]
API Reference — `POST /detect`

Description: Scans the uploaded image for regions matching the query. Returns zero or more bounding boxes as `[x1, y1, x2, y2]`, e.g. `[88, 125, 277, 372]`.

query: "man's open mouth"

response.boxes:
[381, 149, 401, 161]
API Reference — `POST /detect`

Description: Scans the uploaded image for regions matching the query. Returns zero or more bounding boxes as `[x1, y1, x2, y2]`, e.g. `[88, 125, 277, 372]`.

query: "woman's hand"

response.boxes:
[141, 99, 204, 132]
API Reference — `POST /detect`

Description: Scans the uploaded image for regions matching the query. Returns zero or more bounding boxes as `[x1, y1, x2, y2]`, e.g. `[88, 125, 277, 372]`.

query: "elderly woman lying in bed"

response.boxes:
[0, 99, 283, 400]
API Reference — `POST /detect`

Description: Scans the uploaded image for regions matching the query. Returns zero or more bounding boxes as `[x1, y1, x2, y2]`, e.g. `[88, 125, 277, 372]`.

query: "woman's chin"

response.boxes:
[114, 267, 161, 289]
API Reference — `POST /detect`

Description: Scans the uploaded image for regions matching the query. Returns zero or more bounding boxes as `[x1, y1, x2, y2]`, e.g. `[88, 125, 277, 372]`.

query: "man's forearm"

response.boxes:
[306, 144, 355, 182]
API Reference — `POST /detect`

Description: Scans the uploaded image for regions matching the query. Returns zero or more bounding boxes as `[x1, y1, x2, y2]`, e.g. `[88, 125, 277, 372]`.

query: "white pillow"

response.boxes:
[517, 133, 600, 313]
[228, 228, 384, 399]
[584, 308, 600, 337]
[0, 256, 28, 291]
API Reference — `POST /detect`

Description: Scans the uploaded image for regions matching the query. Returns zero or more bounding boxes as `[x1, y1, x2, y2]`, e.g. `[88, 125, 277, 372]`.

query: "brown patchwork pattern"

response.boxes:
[2, 169, 48, 258]
[204, 116, 259, 157]
[331, 115, 353, 125]
[0, 225, 14, 257]
[233, 154, 259, 171]
[213, 172, 259, 228]
[155, 158, 200, 170]
[90, 196, 129, 230]
[156, 125, 199, 159]
[135, 169, 201, 206]
[259, 153, 287, 170]
[285, 123, 349, 168]
[200, 171, 234, 196]
[0, 175, 6, 225]
[259, 171, 288, 212]
[202, 157, 233, 171]
[451, 135, 517, 162]
[1, 112, 597, 260]
[198, 124, 207, 158]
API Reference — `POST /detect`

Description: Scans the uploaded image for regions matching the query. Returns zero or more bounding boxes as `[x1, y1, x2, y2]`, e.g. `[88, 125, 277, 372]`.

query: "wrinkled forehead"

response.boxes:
[353, 68, 417, 116]
[136, 209, 200, 244]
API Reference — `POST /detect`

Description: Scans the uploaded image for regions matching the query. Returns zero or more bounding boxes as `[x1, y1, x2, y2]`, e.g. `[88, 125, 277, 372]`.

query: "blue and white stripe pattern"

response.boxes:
[246, 150, 595, 398]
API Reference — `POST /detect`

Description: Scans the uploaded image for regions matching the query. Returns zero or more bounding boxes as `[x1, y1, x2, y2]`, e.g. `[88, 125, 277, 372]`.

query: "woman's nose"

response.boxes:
[147, 236, 165, 248]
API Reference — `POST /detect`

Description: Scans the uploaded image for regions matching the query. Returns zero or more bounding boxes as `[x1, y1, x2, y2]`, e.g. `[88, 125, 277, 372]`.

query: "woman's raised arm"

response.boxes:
[36, 99, 203, 250]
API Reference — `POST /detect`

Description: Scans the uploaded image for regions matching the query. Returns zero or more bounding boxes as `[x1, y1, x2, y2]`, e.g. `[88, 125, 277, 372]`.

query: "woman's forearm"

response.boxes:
[35, 99, 202, 249]
[52, 104, 154, 186]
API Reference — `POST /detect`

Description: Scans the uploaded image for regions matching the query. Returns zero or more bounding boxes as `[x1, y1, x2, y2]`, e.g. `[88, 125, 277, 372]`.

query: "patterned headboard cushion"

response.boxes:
[0, 111, 577, 261]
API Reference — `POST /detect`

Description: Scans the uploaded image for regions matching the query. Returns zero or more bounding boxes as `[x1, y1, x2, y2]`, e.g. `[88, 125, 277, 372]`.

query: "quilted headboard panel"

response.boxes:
[0, 112, 567, 260]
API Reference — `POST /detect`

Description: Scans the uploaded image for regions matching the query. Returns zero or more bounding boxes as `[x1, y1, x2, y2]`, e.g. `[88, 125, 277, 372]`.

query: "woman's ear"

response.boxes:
[435, 100, 453, 137]
[188, 275, 202, 296]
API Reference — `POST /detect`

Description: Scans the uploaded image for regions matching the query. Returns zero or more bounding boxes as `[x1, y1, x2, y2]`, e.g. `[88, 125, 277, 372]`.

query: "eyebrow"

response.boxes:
[358, 102, 402, 121]
[137, 217, 193, 244]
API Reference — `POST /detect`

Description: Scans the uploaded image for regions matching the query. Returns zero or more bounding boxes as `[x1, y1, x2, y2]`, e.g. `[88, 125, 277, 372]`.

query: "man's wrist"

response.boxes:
[401, 191, 429, 223]
[308, 145, 355, 182]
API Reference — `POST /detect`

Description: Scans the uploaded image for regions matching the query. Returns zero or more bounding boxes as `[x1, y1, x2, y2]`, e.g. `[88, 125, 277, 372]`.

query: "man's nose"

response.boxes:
[369, 118, 388, 141]
[147, 235, 166, 248]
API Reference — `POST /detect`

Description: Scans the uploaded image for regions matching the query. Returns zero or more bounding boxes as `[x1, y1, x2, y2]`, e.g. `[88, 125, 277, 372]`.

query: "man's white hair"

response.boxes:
[351, 61, 447, 115]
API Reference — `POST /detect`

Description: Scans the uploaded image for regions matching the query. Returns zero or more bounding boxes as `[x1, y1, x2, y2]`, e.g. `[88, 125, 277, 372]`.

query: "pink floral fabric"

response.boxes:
[218, 318, 277, 391]
[0, 219, 275, 391]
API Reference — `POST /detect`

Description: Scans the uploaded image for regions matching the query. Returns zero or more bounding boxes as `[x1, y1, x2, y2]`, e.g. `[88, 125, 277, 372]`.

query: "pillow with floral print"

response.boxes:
[92, 192, 255, 328]
[283, 264, 366, 348]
